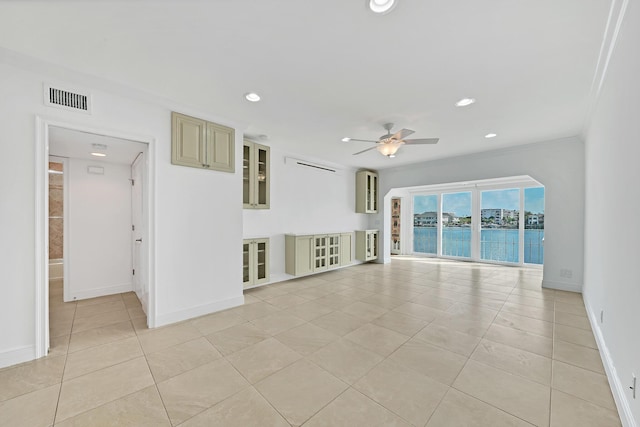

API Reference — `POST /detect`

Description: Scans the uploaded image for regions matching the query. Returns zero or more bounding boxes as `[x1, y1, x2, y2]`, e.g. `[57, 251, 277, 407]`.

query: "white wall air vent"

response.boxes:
[285, 157, 342, 175]
[44, 84, 92, 114]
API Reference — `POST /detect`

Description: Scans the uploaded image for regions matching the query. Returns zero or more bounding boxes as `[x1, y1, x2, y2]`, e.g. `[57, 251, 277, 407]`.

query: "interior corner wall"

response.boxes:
[583, 1, 640, 424]
[376, 137, 585, 292]
[67, 158, 133, 301]
[242, 148, 370, 283]
[0, 53, 244, 367]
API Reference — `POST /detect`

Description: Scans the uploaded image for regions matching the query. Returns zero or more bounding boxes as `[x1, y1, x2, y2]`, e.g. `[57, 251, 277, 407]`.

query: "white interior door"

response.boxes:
[131, 152, 147, 314]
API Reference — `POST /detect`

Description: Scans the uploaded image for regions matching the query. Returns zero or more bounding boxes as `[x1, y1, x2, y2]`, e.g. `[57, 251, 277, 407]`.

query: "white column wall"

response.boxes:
[583, 1, 640, 424]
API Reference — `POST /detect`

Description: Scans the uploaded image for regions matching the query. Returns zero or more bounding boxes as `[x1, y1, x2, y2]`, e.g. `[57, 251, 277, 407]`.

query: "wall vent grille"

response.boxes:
[285, 157, 342, 175]
[44, 84, 92, 114]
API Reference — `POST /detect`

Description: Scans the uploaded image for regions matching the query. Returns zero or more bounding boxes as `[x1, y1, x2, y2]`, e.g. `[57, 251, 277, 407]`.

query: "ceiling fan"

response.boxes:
[343, 123, 439, 158]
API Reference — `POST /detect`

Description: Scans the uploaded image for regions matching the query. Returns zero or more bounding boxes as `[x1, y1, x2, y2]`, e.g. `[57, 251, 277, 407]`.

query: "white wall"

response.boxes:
[583, 1, 640, 424]
[0, 51, 244, 367]
[243, 149, 370, 283]
[66, 158, 132, 300]
[377, 137, 585, 292]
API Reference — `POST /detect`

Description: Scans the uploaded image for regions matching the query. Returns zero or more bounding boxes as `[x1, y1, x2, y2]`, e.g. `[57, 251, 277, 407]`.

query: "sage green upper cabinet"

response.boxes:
[171, 112, 235, 173]
[356, 170, 378, 213]
[243, 140, 270, 209]
[206, 121, 234, 172]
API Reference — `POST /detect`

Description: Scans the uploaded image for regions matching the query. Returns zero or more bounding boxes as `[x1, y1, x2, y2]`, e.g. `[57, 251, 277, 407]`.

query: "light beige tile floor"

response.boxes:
[0, 258, 623, 426]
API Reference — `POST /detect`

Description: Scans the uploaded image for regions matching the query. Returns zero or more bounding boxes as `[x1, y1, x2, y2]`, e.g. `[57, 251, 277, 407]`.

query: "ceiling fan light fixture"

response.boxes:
[377, 141, 402, 157]
[341, 137, 351, 142]
[455, 97, 476, 107]
[368, 0, 396, 14]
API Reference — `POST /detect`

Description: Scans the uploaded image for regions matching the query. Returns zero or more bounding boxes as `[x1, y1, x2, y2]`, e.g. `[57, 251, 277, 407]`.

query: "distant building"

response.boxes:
[481, 208, 518, 225]
[527, 213, 545, 225]
[414, 211, 459, 226]
[414, 211, 437, 226]
[443, 212, 457, 224]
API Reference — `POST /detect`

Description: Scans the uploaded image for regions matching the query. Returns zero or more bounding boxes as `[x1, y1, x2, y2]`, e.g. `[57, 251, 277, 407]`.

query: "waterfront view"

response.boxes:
[413, 227, 544, 264]
[413, 186, 544, 265]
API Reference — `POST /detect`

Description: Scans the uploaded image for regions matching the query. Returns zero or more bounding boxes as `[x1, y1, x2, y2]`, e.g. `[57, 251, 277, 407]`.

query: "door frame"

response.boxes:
[35, 116, 157, 358]
[130, 151, 148, 312]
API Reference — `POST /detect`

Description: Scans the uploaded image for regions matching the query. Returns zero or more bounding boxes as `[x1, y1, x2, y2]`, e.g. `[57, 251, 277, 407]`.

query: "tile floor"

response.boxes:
[0, 257, 622, 426]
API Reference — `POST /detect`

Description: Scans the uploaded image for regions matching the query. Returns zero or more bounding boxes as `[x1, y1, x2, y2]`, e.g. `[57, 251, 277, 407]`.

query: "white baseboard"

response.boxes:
[541, 279, 582, 293]
[154, 295, 244, 328]
[583, 297, 638, 427]
[0, 345, 36, 369]
[67, 282, 133, 302]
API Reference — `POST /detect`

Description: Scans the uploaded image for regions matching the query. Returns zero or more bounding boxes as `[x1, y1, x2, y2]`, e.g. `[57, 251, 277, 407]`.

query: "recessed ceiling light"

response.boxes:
[342, 137, 351, 142]
[485, 133, 497, 138]
[244, 92, 261, 102]
[90, 152, 107, 157]
[455, 98, 476, 107]
[368, 0, 396, 14]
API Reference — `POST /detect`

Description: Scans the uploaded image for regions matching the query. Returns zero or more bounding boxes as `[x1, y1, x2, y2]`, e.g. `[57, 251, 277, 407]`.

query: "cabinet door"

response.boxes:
[172, 112, 207, 168]
[295, 236, 314, 275]
[254, 239, 269, 285]
[340, 233, 352, 266]
[369, 231, 379, 260]
[254, 143, 270, 208]
[314, 236, 328, 271]
[243, 143, 253, 208]
[369, 173, 378, 212]
[327, 234, 340, 268]
[206, 122, 235, 173]
[242, 240, 253, 288]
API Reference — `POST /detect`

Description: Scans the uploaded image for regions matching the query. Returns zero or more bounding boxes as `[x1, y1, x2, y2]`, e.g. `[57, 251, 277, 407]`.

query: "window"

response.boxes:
[524, 187, 544, 264]
[413, 195, 437, 254]
[480, 188, 519, 263]
[442, 192, 472, 258]
[410, 180, 544, 267]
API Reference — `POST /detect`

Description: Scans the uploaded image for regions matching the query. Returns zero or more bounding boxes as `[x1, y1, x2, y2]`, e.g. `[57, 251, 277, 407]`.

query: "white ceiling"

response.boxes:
[0, 1, 612, 169]
[49, 126, 147, 165]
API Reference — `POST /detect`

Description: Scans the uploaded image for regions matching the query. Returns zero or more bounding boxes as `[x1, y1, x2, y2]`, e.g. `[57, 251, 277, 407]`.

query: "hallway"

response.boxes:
[0, 258, 621, 426]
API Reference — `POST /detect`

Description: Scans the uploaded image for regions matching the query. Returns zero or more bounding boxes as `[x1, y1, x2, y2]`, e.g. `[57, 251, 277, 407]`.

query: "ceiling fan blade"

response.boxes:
[386, 128, 415, 141]
[352, 146, 379, 155]
[346, 138, 380, 143]
[402, 138, 439, 145]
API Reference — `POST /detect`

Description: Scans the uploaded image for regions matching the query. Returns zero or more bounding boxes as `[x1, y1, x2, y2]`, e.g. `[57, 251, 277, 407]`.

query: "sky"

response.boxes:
[414, 187, 545, 216]
[524, 187, 545, 213]
[481, 188, 519, 210]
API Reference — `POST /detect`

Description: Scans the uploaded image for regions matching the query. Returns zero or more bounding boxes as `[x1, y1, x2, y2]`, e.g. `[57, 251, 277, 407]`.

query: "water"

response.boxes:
[413, 227, 544, 264]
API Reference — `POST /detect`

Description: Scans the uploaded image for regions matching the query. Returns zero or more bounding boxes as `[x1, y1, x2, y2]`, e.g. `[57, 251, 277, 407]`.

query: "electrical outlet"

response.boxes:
[600, 310, 604, 323]
[632, 374, 637, 399]
[560, 268, 573, 279]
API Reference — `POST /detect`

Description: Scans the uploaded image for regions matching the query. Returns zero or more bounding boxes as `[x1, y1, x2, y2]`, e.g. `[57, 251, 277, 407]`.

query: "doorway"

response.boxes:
[36, 118, 155, 358]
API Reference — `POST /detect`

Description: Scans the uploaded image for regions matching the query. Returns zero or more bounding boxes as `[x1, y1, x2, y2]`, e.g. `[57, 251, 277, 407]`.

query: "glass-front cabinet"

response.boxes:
[243, 141, 270, 209]
[243, 238, 269, 288]
[356, 230, 379, 262]
[285, 233, 353, 276]
[356, 170, 378, 213]
[327, 235, 340, 268]
[314, 236, 328, 271]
